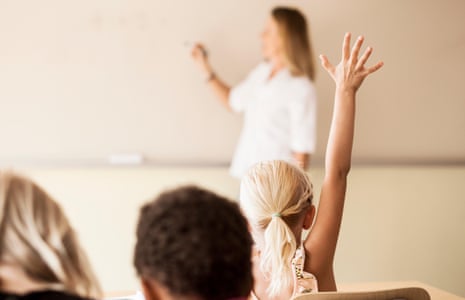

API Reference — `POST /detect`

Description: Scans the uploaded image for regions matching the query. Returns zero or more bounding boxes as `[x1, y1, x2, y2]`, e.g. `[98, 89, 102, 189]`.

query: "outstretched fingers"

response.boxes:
[342, 32, 351, 61]
[356, 45, 384, 75]
[322, 33, 384, 89]
[355, 46, 373, 70]
[364, 61, 384, 75]
[349, 36, 364, 68]
[319, 54, 335, 77]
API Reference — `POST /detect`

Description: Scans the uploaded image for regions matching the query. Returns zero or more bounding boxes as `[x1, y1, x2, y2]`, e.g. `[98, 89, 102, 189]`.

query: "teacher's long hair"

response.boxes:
[272, 7, 316, 81]
[0, 172, 102, 298]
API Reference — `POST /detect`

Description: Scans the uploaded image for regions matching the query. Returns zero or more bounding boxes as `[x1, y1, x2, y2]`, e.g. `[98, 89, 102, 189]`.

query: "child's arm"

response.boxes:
[304, 33, 383, 291]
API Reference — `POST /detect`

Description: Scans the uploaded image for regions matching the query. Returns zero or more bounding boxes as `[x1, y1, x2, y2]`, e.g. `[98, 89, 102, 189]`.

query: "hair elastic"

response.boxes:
[271, 213, 282, 218]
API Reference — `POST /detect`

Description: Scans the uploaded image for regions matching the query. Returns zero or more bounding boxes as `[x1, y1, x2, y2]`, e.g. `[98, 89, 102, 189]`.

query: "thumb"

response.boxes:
[320, 54, 335, 76]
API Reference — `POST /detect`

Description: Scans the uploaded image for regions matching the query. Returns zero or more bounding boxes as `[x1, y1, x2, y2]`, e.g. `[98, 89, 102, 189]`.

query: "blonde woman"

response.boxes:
[0, 172, 102, 300]
[192, 7, 317, 178]
[240, 33, 383, 299]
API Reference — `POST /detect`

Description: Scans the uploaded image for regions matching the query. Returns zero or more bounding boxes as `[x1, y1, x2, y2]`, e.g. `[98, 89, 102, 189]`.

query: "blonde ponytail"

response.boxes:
[240, 160, 313, 298]
[261, 214, 297, 297]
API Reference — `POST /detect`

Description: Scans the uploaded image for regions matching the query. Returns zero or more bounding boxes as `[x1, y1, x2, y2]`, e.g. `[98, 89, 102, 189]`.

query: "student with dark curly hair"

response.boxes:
[134, 186, 253, 300]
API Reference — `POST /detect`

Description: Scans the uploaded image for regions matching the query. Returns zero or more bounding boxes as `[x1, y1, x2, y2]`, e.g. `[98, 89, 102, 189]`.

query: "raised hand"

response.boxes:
[320, 33, 383, 92]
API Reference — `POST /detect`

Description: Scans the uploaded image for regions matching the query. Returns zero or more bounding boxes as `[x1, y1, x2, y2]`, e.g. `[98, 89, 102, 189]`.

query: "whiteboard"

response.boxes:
[0, 0, 464, 166]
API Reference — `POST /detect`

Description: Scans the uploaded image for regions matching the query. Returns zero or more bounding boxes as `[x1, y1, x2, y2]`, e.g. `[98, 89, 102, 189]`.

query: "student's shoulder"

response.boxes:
[0, 291, 94, 300]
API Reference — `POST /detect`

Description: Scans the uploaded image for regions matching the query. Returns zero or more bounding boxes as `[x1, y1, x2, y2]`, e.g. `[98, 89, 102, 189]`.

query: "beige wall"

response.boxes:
[0, 0, 464, 165]
[20, 166, 465, 297]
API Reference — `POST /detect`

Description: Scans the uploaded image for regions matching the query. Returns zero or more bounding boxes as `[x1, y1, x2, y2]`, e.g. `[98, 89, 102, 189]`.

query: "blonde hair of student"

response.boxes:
[240, 160, 313, 297]
[0, 172, 102, 298]
[272, 7, 316, 81]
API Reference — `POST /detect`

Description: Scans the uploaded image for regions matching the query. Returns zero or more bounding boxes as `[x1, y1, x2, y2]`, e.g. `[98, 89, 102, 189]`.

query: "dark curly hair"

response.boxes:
[134, 186, 253, 300]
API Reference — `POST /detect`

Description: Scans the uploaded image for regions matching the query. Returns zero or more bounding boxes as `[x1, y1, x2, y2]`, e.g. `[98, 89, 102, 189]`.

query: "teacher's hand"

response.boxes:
[191, 43, 213, 76]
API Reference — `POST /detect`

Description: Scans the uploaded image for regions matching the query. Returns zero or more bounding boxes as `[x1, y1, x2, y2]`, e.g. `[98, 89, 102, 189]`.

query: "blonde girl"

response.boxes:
[240, 33, 383, 299]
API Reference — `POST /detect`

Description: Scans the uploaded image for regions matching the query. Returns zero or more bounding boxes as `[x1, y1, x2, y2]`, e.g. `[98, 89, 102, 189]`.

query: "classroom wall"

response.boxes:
[21, 166, 465, 297]
[0, 0, 464, 165]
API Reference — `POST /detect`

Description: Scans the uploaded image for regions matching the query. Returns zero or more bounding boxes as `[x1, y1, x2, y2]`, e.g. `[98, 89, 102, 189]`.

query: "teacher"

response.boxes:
[192, 6, 317, 178]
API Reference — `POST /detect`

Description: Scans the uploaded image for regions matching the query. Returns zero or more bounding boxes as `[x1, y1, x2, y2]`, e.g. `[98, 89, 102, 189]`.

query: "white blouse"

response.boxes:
[229, 62, 317, 178]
